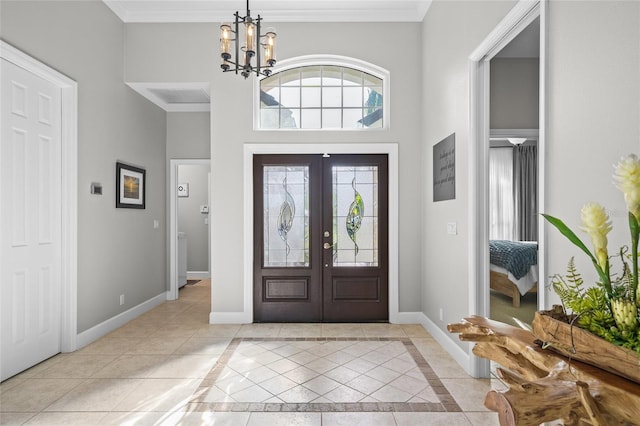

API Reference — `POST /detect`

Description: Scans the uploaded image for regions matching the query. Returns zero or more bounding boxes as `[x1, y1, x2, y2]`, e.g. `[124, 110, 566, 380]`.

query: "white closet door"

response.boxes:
[1, 58, 62, 381]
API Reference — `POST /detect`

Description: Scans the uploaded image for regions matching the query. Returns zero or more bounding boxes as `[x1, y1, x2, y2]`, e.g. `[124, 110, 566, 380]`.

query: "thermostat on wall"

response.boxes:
[178, 183, 189, 197]
[91, 182, 102, 195]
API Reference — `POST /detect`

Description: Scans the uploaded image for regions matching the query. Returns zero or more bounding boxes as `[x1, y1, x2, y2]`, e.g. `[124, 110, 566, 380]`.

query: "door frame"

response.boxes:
[243, 143, 399, 323]
[168, 158, 211, 300]
[468, 0, 546, 377]
[0, 41, 78, 352]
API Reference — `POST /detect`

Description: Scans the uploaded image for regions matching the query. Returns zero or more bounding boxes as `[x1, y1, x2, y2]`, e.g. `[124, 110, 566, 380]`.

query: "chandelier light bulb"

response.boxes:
[263, 30, 277, 67]
[220, 23, 232, 71]
[220, 24, 232, 59]
[245, 21, 256, 57]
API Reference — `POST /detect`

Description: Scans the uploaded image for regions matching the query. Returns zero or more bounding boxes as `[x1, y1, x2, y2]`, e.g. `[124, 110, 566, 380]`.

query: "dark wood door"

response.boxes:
[321, 154, 388, 321]
[253, 154, 388, 322]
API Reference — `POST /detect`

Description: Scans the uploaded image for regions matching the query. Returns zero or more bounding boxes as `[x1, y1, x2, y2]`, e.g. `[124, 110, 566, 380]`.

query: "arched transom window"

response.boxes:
[259, 64, 385, 130]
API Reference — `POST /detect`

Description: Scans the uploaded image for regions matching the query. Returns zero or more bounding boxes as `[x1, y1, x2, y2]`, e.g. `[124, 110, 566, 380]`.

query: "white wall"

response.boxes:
[421, 0, 515, 350]
[0, 0, 168, 333]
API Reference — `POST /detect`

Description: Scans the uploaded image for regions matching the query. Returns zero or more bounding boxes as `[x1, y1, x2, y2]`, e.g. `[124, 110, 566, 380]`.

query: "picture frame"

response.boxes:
[116, 162, 146, 209]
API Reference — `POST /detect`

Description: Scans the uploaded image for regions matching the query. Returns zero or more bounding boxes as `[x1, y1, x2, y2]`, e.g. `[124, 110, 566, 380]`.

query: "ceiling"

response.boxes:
[114, 0, 432, 112]
[103, 0, 433, 23]
[495, 17, 540, 59]
[115, 1, 537, 112]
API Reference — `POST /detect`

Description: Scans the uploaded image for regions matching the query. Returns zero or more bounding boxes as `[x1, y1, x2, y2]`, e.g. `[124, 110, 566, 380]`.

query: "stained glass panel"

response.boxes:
[332, 166, 378, 267]
[263, 166, 309, 267]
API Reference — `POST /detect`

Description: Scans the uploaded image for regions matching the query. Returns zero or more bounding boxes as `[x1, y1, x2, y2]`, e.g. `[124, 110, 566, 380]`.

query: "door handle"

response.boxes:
[323, 242, 333, 249]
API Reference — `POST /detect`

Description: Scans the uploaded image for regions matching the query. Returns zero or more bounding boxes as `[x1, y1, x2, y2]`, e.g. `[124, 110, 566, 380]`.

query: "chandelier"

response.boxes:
[220, 0, 277, 79]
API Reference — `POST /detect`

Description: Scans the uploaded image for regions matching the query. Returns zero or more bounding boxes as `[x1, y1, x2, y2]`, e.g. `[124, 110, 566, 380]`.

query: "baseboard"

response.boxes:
[75, 292, 168, 350]
[390, 311, 423, 324]
[209, 311, 251, 324]
[415, 312, 473, 376]
[187, 271, 210, 280]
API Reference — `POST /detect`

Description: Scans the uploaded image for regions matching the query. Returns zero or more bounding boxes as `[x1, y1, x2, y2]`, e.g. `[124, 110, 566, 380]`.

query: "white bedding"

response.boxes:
[490, 263, 538, 296]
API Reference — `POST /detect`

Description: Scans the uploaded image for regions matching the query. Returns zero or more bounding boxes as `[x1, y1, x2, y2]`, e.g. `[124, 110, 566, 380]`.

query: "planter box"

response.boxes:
[532, 309, 640, 385]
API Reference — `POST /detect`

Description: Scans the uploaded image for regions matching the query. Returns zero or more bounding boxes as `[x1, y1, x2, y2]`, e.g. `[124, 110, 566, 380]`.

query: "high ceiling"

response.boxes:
[112, 0, 537, 112]
[103, 0, 432, 23]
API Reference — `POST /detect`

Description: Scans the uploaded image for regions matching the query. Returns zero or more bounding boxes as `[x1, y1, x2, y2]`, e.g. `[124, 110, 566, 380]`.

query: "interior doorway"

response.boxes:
[253, 154, 389, 322]
[487, 19, 540, 329]
[468, 0, 546, 378]
[169, 159, 211, 300]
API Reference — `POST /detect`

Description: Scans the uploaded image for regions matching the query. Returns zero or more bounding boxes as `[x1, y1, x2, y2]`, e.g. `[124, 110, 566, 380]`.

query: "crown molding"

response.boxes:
[103, 0, 432, 23]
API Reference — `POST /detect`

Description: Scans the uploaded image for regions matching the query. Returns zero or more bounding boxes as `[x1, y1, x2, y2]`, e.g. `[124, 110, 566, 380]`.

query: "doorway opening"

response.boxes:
[468, 0, 546, 378]
[169, 159, 211, 300]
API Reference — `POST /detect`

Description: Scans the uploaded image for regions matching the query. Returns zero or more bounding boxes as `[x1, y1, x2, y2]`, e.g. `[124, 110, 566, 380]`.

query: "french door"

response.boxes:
[253, 154, 388, 322]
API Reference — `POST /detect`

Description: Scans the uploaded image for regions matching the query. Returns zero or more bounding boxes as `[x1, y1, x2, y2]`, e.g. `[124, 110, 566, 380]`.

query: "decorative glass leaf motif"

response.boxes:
[277, 177, 295, 254]
[346, 178, 364, 255]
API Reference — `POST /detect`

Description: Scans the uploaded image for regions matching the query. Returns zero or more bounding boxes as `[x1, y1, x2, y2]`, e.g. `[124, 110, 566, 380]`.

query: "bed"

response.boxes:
[489, 240, 538, 307]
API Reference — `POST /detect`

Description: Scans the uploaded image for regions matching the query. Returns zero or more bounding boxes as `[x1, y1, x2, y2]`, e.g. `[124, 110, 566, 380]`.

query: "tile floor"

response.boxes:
[0, 280, 504, 425]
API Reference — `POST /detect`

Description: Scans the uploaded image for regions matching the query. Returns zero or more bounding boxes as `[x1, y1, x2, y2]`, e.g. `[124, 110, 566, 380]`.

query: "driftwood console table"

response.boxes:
[447, 316, 640, 425]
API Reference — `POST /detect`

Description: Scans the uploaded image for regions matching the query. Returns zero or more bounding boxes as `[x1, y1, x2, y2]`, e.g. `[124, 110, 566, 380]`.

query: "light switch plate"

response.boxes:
[447, 222, 457, 235]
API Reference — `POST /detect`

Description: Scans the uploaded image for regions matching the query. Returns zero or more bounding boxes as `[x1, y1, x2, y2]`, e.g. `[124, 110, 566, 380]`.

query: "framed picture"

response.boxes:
[116, 162, 145, 209]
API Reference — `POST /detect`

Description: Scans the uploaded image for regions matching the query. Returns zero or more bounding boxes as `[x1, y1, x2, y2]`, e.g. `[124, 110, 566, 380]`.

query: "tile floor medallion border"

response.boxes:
[189, 337, 462, 413]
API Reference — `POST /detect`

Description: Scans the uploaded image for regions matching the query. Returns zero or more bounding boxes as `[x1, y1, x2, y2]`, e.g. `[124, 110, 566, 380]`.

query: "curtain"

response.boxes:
[489, 148, 514, 240]
[513, 144, 538, 241]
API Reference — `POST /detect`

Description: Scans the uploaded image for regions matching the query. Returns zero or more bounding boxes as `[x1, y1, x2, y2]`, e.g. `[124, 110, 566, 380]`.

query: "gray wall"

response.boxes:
[166, 112, 210, 280]
[545, 0, 640, 295]
[3, 0, 638, 367]
[1, 0, 168, 333]
[167, 112, 211, 160]
[125, 22, 425, 314]
[420, 0, 519, 350]
[490, 58, 539, 129]
[178, 165, 209, 272]
[420, 0, 640, 354]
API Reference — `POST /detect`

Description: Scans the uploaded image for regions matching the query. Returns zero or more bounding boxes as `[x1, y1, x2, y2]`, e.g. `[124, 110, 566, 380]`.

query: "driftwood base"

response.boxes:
[448, 316, 640, 425]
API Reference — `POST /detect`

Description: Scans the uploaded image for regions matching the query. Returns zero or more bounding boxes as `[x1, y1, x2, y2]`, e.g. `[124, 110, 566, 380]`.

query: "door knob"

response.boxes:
[323, 242, 333, 249]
